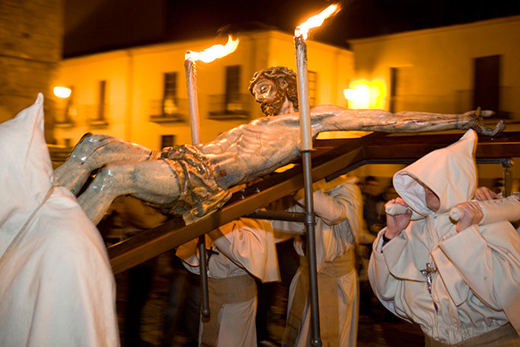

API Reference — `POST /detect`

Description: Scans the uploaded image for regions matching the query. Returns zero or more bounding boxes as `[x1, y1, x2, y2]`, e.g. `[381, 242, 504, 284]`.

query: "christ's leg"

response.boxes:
[54, 133, 160, 195]
[77, 160, 179, 225]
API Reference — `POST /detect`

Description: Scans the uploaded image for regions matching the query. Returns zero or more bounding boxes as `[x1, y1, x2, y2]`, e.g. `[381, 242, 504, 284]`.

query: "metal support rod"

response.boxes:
[246, 210, 306, 223]
[302, 150, 321, 347]
[197, 239, 210, 317]
[501, 158, 514, 197]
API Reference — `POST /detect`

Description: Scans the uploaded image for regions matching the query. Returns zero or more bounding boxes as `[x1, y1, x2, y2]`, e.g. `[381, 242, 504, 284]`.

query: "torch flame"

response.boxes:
[185, 35, 239, 63]
[295, 4, 341, 40]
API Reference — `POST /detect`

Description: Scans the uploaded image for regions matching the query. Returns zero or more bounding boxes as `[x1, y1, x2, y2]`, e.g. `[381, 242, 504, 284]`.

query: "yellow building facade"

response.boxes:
[348, 16, 520, 186]
[52, 30, 354, 151]
[348, 15, 520, 122]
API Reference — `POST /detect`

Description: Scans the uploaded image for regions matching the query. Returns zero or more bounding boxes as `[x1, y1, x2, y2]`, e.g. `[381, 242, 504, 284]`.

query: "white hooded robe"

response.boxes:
[177, 217, 280, 347]
[0, 95, 119, 346]
[369, 130, 520, 345]
[272, 175, 363, 347]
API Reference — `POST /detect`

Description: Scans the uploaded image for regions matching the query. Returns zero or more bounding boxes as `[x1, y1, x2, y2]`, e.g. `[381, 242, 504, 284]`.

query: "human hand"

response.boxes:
[464, 108, 504, 136]
[385, 198, 412, 239]
[474, 186, 501, 201]
[455, 201, 484, 232]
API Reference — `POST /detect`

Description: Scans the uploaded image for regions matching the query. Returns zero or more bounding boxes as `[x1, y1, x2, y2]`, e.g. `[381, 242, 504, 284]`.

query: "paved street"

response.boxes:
[116, 252, 424, 347]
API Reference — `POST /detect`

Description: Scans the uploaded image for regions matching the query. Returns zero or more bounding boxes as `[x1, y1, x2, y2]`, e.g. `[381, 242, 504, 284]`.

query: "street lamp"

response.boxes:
[53, 86, 74, 126]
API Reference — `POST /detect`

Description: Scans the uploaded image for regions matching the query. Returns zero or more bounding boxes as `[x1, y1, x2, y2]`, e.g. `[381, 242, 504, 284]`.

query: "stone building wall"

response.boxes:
[0, 0, 62, 143]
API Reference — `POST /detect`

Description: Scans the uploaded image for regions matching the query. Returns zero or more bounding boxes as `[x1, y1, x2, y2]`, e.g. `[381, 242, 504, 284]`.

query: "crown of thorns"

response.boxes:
[248, 66, 297, 95]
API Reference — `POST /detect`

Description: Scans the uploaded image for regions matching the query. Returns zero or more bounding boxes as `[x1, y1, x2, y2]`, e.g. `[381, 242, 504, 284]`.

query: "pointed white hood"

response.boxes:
[0, 93, 54, 257]
[382, 130, 478, 282]
[0, 95, 120, 346]
[393, 130, 477, 217]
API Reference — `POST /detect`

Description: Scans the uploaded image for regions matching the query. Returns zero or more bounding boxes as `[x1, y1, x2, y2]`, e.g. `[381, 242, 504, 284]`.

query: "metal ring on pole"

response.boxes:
[501, 158, 514, 197]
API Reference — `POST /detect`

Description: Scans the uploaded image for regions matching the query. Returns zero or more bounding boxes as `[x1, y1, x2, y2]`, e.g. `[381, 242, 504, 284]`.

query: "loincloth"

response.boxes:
[157, 144, 232, 225]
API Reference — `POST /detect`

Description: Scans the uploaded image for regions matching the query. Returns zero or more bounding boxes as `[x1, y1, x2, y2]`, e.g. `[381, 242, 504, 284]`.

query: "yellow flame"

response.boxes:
[296, 4, 341, 39]
[185, 35, 239, 63]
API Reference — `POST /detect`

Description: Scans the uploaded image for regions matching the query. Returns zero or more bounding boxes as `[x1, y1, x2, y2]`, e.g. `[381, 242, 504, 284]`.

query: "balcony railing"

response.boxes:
[149, 98, 187, 123]
[455, 86, 513, 120]
[389, 94, 454, 114]
[85, 104, 110, 128]
[53, 104, 110, 129]
[208, 93, 253, 119]
[54, 106, 77, 128]
[388, 86, 514, 120]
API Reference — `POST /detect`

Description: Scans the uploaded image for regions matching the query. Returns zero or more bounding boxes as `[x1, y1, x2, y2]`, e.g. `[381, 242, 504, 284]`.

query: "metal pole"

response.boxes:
[302, 150, 321, 347]
[295, 34, 321, 347]
[185, 58, 210, 317]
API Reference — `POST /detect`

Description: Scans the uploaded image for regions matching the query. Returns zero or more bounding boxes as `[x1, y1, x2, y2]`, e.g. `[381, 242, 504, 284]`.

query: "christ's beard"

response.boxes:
[260, 91, 285, 116]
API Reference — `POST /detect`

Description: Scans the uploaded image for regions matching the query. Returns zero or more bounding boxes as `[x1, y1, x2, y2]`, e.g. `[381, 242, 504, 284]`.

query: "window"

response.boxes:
[151, 72, 187, 122]
[308, 71, 317, 107]
[389, 67, 412, 112]
[97, 80, 107, 120]
[225, 65, 241, 112]
[389, 68, 398, 113]
[87, 80, 109, 127]
[473, 55, 501, 116]
[65, 86, 76, 123]
[163, 72, 177, 115]
[208, 65, 250, 119]
[161, 135, 175, 149]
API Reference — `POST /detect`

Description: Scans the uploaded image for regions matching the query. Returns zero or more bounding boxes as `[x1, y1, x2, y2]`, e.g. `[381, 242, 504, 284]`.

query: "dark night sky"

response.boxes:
[64, 0, 520, 58]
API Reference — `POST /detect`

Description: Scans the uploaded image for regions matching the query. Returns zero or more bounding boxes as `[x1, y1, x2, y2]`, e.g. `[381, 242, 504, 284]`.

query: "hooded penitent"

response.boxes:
[369, 129, 520, 344]
[0, 95, 119, 346]
[393, 129, 476, 219]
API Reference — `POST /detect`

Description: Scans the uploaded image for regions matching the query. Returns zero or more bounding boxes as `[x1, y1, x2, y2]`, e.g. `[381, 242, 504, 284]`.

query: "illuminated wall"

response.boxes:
[53, 30, 354, 150]
[348, 16, 520, 183]
[348, 16, 520, 119]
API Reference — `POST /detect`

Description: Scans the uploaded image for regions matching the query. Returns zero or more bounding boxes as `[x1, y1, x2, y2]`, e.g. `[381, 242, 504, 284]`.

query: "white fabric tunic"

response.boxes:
[369, 130, 520, 345]
[272, 175, 363, 347]
[0, 95, 119, 347]
[177, 217, 279, 347]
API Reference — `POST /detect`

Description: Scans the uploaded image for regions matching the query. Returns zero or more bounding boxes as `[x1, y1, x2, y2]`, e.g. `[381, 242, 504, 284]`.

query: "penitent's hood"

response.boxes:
[0, 94, 120, 346]
[393, 130, 477, 217]
[0, 94, 54, 257]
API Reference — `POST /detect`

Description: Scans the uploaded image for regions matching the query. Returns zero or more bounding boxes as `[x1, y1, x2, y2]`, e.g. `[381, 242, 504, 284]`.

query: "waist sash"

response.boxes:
[282, 248, 356, 347]
[425, 323, 520, 347]
[201, 274, 256, 347]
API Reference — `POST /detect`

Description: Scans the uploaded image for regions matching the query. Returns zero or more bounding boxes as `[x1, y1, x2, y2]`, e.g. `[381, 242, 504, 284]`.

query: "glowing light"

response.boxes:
[295, 4, 341, 40]
[185, 35, 239, 63]
[344, 87, 370, 107]
[54, 86, 71, 98]
[345, 79, 387, 109]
